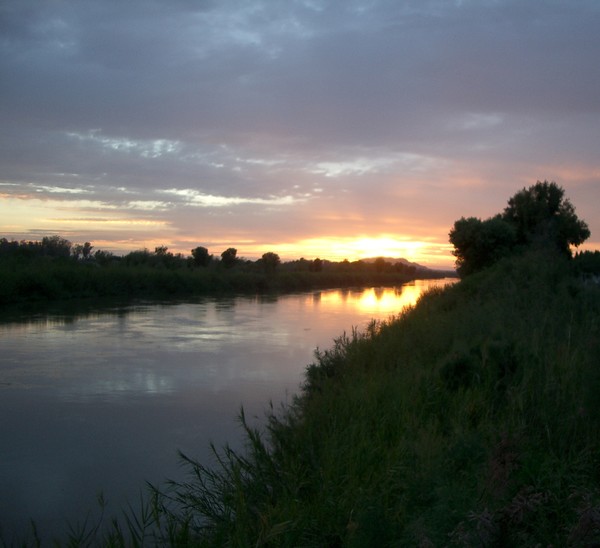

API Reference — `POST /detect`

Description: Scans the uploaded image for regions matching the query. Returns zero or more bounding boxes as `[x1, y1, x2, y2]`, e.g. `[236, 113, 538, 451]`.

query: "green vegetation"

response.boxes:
[0, 239, 448, 306]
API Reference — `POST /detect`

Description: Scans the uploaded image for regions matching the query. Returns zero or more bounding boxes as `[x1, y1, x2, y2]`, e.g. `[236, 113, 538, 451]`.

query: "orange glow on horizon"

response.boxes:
[239, 236, 456, 269]
[0, 193, 457, 268]
[159, 235, 457, 269]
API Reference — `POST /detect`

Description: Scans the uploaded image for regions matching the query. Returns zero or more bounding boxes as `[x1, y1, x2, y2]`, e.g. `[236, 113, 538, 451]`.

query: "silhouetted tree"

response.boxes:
[221, 248, 238, 268]
[41, 235, 71, 258]
[82, 242, 93, 260]
[94, 249, 115, 265]
[502, 180, 590, 255]
[122, 249, 152, 266]
[72, 242, 93, 260]
[574, 250, 600, 275]
[0, 238, 19, 257]
[191, 246, 212, 267]
[450, 216, 517, 277]
[72, 244, 83, 260]
[374, 257, 387, 273]
[449, 181, 589, 277]
[261, 252, 281, 274]
[309, 258, 323, 272]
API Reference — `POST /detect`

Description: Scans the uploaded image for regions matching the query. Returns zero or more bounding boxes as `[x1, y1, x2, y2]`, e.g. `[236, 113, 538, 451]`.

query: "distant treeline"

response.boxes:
[0, 236, 453, 305]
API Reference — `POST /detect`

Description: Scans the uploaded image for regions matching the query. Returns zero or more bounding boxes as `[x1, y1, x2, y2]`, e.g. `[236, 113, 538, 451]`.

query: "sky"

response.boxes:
[1, 0, 599, 269]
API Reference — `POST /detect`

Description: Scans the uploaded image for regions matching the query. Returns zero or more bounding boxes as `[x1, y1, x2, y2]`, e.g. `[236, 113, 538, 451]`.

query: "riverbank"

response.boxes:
[0, 259, 452, 306]
[9, 249, 600, 546]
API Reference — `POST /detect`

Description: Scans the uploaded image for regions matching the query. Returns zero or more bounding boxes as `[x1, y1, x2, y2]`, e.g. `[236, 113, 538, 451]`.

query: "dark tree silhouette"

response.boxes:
[191, 246, 212, 267]
[309, 258, 323, 272]
[220, 247, 238, 268]
[374, 257, 388, 273]
[82, 242, 93, 260]
[72, 242, 94, 260]
[41, 235, 71, 258]
[261, 252, 281, 274]
[502, 180, 590, 255]
[449, 216, 517, 277]
[449, 181, 589, 277]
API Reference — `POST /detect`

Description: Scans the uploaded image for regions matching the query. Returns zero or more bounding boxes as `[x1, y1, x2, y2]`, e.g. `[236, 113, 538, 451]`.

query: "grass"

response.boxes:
[0, 259, 441, 305]
[5, 249, 600, 546]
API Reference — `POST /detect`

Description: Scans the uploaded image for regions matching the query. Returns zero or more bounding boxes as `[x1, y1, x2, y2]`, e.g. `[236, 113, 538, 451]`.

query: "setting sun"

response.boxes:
[250, 236, 450, 267]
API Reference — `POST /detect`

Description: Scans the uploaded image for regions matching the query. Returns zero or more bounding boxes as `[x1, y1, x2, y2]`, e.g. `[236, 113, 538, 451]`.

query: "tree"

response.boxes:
[309, 258, 323, 272]
[191, 246, 212, 267]
[41, 235, 71, 258]
[220, 248, 238, 269]
[82, 242, 93, 260]
[261, 252, 281, 274]
[0, 238, 14, 257]
[449, 181, 589, 277]
[94, 249, 115, 265]
[72, 242, 93, 261]
[449, 216, 516, 277]
[373, 257, 388, 273]
[502, 180, 590, 255]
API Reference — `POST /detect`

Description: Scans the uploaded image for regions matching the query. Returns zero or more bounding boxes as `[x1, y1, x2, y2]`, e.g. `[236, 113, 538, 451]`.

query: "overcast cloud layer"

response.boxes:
[1, 0, 599, 267]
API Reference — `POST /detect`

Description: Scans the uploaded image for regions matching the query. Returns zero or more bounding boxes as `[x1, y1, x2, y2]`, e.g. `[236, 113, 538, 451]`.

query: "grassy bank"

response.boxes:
[10, 250, 600, 546]
[0, 259, 450, 306]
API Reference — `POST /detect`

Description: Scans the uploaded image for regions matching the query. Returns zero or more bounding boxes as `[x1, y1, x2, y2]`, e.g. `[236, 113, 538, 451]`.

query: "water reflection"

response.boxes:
[0, 280, 456, 539]
[312, 279, 450, 315]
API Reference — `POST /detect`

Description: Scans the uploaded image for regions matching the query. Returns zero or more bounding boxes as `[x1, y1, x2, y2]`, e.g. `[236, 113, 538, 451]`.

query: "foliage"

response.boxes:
[220, 247, 238, 269]
[503, 180, 590, 253]
[574, 250, 600, 276]
[450, 181, 590, 277]
[309, 257, 323, 272]
[191, 246, 212, 267]
[41, 235, 72, 258]
[449, 215, 516, 277]
[72, 241, 93, 260]
[260, 252, 281, 274]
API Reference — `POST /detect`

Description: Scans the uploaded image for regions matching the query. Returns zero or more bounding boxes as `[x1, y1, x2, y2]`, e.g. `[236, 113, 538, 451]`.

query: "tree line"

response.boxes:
[0, 236, 432, 277]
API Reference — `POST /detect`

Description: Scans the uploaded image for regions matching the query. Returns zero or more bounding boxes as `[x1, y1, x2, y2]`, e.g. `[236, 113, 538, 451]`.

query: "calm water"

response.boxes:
[0, 279, 454, 540]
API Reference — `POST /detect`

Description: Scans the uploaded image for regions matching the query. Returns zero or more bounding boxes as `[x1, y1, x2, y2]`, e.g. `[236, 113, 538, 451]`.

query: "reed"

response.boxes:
[0, 259, 433, 305]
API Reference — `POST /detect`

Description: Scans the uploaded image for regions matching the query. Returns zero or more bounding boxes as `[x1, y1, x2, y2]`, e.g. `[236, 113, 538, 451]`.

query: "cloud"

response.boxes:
[158, 188, 302, 208]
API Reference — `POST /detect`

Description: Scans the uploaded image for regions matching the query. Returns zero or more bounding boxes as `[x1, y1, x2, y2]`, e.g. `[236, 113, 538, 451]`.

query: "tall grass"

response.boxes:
[6, 250, 600, 546]
[0, 259, 427, 305]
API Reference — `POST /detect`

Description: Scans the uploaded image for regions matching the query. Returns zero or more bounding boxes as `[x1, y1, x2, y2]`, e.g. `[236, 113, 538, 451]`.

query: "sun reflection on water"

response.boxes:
[316, 278, 456, 316]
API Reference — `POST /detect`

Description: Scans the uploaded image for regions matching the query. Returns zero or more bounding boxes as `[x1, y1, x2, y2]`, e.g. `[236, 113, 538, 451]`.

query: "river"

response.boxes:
[0, 279, 455, 541]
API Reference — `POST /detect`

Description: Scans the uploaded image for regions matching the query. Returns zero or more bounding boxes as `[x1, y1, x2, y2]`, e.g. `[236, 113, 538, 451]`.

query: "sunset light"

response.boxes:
[313, 279, 457, 316]
[261, 236, 445, 266]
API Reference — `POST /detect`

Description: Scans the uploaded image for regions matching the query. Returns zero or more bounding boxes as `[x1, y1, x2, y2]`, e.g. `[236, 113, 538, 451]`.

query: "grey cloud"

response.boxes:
[4, 0, 599, 143]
